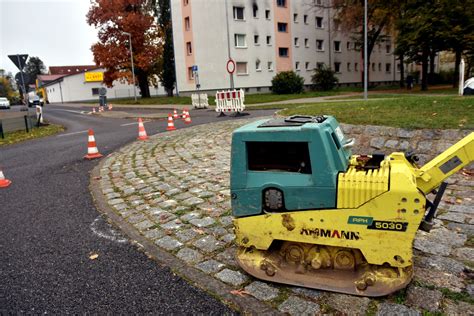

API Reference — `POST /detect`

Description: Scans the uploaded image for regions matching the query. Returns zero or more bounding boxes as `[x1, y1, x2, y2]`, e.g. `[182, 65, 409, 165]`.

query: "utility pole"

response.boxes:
[122, 32, 137, 102]
[363, 0, 368, 100]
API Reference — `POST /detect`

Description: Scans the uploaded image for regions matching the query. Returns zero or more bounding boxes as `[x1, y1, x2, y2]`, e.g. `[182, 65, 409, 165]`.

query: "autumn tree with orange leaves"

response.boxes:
[87, 0, 162, 98]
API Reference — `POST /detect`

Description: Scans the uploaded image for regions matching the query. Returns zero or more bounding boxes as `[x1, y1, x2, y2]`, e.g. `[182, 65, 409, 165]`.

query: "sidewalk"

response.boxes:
[91, 119, 473, 314]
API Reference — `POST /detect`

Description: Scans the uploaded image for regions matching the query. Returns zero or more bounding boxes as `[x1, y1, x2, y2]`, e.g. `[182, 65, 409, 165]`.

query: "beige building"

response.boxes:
[171, 0, 400, 93]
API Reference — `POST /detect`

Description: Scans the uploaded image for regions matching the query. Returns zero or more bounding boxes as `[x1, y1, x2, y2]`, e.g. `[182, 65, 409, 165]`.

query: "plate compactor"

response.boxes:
[230, 115, 474, 297]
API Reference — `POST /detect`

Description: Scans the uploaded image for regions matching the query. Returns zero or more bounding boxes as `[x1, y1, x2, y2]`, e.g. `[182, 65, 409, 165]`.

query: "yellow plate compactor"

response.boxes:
[230, 115, 473, 297]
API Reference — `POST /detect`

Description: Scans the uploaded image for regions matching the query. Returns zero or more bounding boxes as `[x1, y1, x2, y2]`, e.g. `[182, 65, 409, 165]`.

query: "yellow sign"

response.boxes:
[85, 72, 104, 82]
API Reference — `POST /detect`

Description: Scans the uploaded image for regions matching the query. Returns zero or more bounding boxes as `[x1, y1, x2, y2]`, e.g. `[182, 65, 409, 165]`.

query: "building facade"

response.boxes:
[171, 0, 401, 93]
[42, 68, 165, 103]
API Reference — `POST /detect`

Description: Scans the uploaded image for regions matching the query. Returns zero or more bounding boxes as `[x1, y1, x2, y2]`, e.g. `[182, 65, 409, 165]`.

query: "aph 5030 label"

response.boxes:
[367, 220, 408, 232]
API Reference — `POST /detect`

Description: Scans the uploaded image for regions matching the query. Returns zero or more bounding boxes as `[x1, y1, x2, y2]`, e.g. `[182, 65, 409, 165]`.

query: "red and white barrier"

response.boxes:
[215, 89, 245, 114]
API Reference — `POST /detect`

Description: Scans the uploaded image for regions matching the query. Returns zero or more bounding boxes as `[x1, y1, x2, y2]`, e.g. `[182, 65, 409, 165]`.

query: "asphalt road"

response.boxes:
[0, 105, 275, 314]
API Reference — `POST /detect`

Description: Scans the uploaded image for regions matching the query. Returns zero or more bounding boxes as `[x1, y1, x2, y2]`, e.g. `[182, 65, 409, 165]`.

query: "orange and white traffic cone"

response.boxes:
[137, 118, 148, 140]
[173, 109, 179, 119]
[0, 168, 12, 188]
[84, 129, 103, 160]
[92, 107, 96, 114]
[166, 113, 176, 131]
[108, 103, 113, 110]
[181, 108, 187, 119]
[184, 110, 192, 124]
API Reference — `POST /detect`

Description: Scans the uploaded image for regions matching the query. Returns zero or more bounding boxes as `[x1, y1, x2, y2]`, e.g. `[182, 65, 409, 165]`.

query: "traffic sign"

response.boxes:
[226, 59, 236, 74]
[192, 65, 198, 72]
[8, 54, 28, 71]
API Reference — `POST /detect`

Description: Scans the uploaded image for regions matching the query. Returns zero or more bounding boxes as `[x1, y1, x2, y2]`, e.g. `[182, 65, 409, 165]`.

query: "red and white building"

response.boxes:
[171, 0, 401, 93]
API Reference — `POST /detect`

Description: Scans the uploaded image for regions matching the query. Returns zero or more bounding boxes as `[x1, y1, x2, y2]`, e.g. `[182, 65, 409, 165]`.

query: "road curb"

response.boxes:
[89, 151, 280, 315]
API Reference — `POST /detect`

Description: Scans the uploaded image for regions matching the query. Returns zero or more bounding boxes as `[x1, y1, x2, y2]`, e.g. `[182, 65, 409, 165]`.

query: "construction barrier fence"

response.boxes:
[215, 89, 245, 114]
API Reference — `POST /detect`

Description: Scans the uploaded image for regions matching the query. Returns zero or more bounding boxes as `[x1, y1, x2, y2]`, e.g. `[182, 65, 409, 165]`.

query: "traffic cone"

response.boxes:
[92, 107, 96, 114]
[137, 118, 148, 140]
[173, 109, 179, 119]
[108, 103, 113, 110]
[166, 113, 176, 131]
[184, 110, 192, 124]
[0, 168, 12, 188]
[84, 129, 103, 160]
[181, 108, 187, 119]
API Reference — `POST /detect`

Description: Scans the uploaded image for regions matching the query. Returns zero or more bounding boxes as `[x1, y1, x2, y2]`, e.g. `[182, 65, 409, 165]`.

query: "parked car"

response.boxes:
[28, 95, 44, 107]
[0, 97, 11, 109]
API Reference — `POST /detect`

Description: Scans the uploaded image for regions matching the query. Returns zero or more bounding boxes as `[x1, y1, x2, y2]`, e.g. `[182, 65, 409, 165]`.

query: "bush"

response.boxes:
[271, 71, 305, 94]
[311, 66, 339, 90]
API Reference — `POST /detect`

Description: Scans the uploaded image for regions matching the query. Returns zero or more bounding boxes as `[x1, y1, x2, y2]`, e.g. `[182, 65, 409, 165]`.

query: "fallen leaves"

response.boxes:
[230, 289, 249, 297]
[89, 253, 99, 260]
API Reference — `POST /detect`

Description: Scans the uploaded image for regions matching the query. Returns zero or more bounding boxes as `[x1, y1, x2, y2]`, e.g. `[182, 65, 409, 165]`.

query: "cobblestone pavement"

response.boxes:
[95, 118, 473, 315]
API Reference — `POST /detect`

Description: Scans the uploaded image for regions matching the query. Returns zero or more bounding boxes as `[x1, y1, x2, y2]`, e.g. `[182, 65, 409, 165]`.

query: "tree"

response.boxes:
[329, 0, 396, 85]
[87, 0, 163, 98]
[24, 56, 46, 86]
[153, 0, 176, 96]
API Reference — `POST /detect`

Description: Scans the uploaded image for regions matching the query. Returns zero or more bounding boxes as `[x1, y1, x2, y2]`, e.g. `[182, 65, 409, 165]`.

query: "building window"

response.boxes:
[355, 62, 359, 72]
[294, 37, 299, 47]
[378, 63, 382, 72]
[303, 14, 308, 24]
[184, 17, 190, 31]
[188, 67, 194, 80]
[346, 41, 351, 50]
[293, 13, 298, 22]
[397, 63, 401, 72]
[317, 62, 324, 69]
[305, 62, 310, 70]
[295, 61, 300, 71]
[347, 62, 351, 72]
[265, 9, 270, 19]
[92, 88, 100, 96]
[354, 43, 361, 51]
[277, 0, 286, 7]
[266, 36, 271, 45]
[304, 38, 309, 47]
[268, 61, 273, 71]
[386, 44, 391, 54]
[233, 7, 244, 20]
[234, 34, 247, 48]
[186, 42, 192, 55]
[372, 63, 376, 71]
[334, 62, 341, 73]
[183, 0, 188, 5]
[253, 4, 258, 18]
[236, 62, 248, 75]
[316, 16, 323, 28]
[315, 0, 322, 5]
[334, 41, 341, 52]
[279, 47, 289, 57]
[277, 23, 288, 32]
[316, 39, 324, 51]
[386, 63, 391, 73]
[256, 60, 261, 71]
[254, 35, 259, 45]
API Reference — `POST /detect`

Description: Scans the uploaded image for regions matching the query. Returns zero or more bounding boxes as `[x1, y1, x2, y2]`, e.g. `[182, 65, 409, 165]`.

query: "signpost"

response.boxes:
[226, 59, 235, 89]
[192, 65, 201, 107]
[8, 54, 28, 104]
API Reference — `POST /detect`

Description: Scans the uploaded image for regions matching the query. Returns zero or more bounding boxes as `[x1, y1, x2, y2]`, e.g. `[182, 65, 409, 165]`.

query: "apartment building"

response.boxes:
[171, 0, 400, 93]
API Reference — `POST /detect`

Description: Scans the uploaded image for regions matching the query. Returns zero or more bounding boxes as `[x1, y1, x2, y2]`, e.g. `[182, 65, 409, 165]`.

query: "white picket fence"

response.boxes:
[215, 89, 245, 113]
[191, 93, 209, 109]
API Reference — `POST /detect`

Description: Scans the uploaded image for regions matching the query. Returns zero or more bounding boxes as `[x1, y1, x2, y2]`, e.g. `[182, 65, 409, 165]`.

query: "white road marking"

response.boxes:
[90, 216, 128, 244]
[57, 130, 89, 137]
[120, 122, 139, 126]
[54, 109, 86, 114]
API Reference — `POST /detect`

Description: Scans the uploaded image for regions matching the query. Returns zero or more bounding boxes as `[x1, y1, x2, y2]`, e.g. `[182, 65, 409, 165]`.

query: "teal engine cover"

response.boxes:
[230, 115, 351, 217]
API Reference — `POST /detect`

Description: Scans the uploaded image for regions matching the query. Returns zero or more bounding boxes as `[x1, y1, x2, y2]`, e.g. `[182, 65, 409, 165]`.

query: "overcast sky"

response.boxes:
[0, 0, 98, 75]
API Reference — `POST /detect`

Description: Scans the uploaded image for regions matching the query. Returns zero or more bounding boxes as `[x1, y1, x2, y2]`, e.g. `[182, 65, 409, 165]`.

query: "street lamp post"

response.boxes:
[122, 31, 137, 102]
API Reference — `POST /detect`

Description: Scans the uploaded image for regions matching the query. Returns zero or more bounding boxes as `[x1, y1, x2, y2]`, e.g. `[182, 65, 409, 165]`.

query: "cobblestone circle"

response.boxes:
[98, 118, 473, 315]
